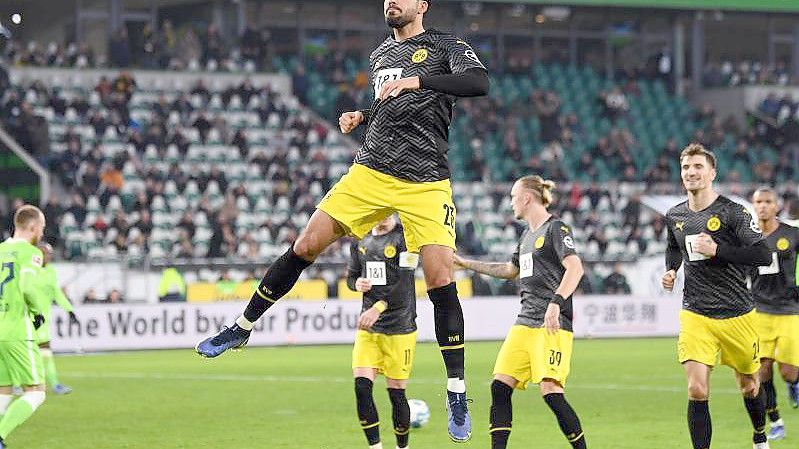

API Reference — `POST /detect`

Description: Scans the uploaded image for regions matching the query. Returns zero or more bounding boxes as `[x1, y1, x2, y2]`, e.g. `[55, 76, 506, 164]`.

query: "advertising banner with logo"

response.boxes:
[49, 295, 681, 352]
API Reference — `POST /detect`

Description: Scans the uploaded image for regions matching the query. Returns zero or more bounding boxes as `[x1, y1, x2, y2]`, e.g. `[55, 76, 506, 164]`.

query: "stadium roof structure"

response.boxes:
[461, 0, 799, 13]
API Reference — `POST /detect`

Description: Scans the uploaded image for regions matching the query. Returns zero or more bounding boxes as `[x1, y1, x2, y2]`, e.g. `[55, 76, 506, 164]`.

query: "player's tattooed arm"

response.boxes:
[453, 254, 519, 279]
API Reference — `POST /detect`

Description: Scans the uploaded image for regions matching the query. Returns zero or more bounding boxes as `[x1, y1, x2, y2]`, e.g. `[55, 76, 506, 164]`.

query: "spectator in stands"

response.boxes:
[95, 76, 112, 103]
[240, 25, 263, 69]
[107, 289, 124, 303]
[134, 210, 153, 239]
[589, 227, 609, 257]
[67, 194, 87, 225]
[202, 24, 224, 69]
[83, 288, 99, 304]
[626, 227, 647, 254]
[112, 71, 136, 103]
[291, 65, 309, 105]
[533, 90, 561, 143]
[177, 211, 196, 239]
[600, 87, 629, 122]
[109, 28, 131, 68]
[603, 263, 631, 294]
[731, 140, 751, 166]
[112, 233, 128, 253]
[80, 161, 101, 197]
[177, 28, 201, 70]
[175, 231, 195, 258]
[192, 112, 212, 144]
[622, 194, 641, 229]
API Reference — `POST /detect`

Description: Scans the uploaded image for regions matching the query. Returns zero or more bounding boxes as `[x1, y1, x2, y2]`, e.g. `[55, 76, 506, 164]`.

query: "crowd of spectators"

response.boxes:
[3, 22, 273, 73]
[703, 60, 792, 87]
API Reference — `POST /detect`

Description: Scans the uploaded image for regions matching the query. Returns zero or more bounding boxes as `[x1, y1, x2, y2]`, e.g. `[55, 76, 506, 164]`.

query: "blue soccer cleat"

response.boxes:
[52, 384, 72, 395]
[445, 391, 472, 443]
[767, 419, 785, 440]
[788, 381, 799, 409]
[195, 325, 250, 358]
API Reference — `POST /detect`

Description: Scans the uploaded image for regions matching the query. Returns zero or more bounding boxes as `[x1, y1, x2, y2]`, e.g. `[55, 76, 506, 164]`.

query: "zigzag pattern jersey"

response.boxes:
[666, 195, 764, 319]
[347, 226, 417, 335]
[511, 217, 578, 331]
[751, 222, 799, 315]
[354, 29, 486, 182]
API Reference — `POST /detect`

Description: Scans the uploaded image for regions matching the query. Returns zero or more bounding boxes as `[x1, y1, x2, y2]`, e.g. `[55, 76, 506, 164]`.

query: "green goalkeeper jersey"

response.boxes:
[0, 238, 44, 341]
[37, 265, 73, 318]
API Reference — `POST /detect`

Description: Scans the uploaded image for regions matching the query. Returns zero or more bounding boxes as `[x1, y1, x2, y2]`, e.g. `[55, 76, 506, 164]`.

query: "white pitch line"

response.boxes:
[62, 371, 743, 395]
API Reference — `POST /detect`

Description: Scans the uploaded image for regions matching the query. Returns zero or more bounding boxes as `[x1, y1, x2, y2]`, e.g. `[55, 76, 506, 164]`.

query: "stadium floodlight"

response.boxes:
[541, 6, 571, 21]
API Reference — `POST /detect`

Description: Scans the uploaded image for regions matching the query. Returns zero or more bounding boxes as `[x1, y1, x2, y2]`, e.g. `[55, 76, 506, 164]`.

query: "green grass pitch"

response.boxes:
[15, 338, 798, 448]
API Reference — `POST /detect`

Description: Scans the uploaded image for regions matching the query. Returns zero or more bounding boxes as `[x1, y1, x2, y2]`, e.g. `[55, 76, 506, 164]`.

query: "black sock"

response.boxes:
[687, 400, 711, 449]
[762, 379, 780, 422]
[243, 247, 312, 322]
[490, 380, 513, 449]
[355, 377, 380, 445]
[544, 393, 586, 449]
[744, 391, 767, 444]
[428, 283, 465, 380]
[388, 388, 410, 448]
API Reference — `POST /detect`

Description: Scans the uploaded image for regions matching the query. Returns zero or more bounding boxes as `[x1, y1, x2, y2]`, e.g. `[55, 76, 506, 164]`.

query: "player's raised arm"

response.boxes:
[453, 253, 519, 279]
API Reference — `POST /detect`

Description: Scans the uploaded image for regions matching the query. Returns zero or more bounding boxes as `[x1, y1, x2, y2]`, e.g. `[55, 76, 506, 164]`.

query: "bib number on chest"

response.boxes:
[366, 261, 387, 286]
[758, 252, 780, 275]
[519, 253, 533, 278]
[685, 234, 709, 261]
[373, 68, 403, 99]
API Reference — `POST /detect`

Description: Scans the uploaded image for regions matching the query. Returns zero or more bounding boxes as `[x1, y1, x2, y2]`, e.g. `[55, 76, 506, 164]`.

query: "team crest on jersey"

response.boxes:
[706, 216, 721, 232]
[777, 237, 790, 251]
[411, 48, 428, 63]
[384, 245, 397, 258]
[534, 236, 545, 249]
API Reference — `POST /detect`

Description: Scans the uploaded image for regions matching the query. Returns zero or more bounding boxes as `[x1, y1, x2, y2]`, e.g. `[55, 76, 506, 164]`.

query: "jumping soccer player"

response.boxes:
[0, 205, 48, 448]
[454, 175, 587, 449]
[196, 0, 488, 440]
[348, 215, 417, 449]
[662, 144, 772, 449]
[35, 243, 79, 395]
[750, 187, 799, 440]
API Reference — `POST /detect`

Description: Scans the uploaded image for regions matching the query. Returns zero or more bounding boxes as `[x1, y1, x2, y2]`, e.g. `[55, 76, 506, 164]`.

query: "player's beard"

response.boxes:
[385, 10, 414, 29]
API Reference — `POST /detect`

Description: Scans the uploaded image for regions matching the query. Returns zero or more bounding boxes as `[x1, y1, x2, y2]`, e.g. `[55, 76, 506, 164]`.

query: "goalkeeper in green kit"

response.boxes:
[0, 205, 48, 448]
[35, 243, 78, 395]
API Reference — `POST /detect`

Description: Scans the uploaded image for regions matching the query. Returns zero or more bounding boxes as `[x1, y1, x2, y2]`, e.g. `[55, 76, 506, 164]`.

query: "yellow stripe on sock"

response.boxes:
[394, 429, 410, 435]
[489, 427, 512, 433]
[361, 422, 380, 430]
[568, 432, 584, 442]
[255, 289, 277, 303]
[440, 344, 465, 351]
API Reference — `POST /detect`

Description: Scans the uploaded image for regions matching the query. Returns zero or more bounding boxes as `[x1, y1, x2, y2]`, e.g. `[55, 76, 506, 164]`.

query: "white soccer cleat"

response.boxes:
[754, 442, 771, 449]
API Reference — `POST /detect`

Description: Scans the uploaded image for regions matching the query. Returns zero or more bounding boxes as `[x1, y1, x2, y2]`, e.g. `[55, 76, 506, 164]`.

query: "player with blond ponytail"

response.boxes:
[455, 175, 588, 449]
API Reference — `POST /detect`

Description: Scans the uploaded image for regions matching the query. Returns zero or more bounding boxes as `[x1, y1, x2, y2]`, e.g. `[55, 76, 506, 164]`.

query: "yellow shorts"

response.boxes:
[317, 163, 456, 253]
[756, 312, 799, 367]
[352, 330, 417, 380]
[678, 310, 761, 374]
[493, 325, 573, 390]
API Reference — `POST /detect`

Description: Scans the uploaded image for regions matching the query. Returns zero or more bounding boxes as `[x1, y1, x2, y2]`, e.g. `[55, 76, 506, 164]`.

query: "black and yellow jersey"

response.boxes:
[346, 226, 417, 335]
[355, 29, 486, 182]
